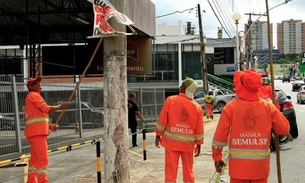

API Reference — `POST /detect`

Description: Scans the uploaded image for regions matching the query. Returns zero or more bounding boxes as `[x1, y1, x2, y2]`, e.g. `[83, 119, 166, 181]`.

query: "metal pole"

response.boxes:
[235, 21, 240, 70]
[96, 140, 102, 183]
[142, 129, 147, 160]
[197, 4, 208, 94]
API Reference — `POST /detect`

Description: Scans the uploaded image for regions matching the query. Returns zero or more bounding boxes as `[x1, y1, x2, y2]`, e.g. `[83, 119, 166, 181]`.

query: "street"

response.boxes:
[268, 79, 305, 182]
[1, 79, 304, 183]
[0, 116, 222, 183]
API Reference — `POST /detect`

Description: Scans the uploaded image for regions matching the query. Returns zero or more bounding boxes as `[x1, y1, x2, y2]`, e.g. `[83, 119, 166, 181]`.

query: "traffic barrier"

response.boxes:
[142, 129, 147, 161]
[96, 140, 102, 183]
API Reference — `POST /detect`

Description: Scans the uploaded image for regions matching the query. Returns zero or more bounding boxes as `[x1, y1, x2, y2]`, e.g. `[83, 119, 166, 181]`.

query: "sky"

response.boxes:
[150, 0, 304, 46]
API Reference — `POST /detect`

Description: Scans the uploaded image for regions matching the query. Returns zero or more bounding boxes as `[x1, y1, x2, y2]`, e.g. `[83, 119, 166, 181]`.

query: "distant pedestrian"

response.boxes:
[204, 91, 214, 119]
[155, 77, 204, 183]
[24, 77, 69, 183]
[128, 92, 144, 147]
[211, 69, 290, 183]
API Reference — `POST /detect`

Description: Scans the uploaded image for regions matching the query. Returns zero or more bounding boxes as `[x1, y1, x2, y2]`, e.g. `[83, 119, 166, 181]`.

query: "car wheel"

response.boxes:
[216, 101, 226, 113]
[290, 124, 299, 139]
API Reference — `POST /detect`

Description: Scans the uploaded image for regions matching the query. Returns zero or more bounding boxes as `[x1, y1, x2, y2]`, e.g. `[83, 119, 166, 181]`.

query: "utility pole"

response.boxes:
[244, 12, 265, 69]
[265, 0, 282, 182]
[197, 4, 209, 94]
[104, 0, 130, 182]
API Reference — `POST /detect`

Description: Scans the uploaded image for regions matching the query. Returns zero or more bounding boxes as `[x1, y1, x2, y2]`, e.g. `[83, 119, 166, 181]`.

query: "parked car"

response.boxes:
[0, 114, 15, 130]
[275, 87, 298, 138]
[282, 75, 290, 83]
[296, 85, 305, 104]
[50, 101, 104, 129]
[194, 89, 236, 113]
[292, 80, 304, 91]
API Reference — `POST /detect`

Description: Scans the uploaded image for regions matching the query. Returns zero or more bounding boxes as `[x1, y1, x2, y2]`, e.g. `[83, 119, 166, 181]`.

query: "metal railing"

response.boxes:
[0, 76, 165, 161]
[207, 73, 234, 92]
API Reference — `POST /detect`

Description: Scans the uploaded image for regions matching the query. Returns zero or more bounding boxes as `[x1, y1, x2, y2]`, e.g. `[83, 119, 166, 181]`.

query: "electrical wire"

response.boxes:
[211, 0, 234, 38]
[221, 0, 237, 36]
[155, 8, 194, 18]
[207, 0, 233, 39]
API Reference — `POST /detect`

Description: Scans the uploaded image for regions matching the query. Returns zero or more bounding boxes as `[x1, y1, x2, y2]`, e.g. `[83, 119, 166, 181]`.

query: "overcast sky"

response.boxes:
[151, 0, 304, 43]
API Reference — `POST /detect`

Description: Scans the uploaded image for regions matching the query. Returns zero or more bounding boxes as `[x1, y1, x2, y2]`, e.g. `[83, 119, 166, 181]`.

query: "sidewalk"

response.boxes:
[0, 114, 230, 183]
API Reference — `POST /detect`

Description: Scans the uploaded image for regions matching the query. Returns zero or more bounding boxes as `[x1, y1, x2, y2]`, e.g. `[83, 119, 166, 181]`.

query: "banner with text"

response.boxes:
[87, 0, 134, 37]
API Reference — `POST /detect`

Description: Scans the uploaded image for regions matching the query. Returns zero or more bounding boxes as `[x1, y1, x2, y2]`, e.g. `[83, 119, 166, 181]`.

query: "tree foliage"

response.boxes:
[279, 53, 302, 63]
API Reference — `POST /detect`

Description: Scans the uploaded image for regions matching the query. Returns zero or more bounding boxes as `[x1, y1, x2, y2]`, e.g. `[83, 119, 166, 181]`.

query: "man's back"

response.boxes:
[213, 98, 289, 179]
[128, 99, 138, 125]
[157, 94, 203, 151]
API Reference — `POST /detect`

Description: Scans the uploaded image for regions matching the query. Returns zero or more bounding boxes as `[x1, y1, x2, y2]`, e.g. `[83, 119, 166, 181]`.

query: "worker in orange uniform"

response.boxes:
[260, 77, 280, 109]
[211, 69, 290, 183]
[155, 77, 204, 183]
[204, 91, 214, 119]
[25, 77, 69, 183]
[260, 77, 293, 149]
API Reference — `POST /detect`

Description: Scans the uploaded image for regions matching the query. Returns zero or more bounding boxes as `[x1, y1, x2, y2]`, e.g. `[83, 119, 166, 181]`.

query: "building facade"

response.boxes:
[248, 21, 272, 51]
[277, 19, 305, 54]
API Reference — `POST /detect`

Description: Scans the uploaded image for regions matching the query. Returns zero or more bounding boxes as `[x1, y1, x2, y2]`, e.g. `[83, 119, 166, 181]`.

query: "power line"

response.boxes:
[207, 0, 233, 39]
[155, 8, 195, 18]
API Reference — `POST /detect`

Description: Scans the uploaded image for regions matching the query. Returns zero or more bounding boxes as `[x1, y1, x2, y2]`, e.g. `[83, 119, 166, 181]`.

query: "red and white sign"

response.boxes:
[87, 0, 134, 37]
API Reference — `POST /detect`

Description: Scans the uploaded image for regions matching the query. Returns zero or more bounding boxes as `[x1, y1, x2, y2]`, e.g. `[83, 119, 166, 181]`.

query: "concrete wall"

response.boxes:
[127, 0, 156, 36]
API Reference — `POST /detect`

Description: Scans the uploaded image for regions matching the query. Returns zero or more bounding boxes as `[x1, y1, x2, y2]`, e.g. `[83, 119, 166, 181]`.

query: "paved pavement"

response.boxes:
[0, 114, 230, 183]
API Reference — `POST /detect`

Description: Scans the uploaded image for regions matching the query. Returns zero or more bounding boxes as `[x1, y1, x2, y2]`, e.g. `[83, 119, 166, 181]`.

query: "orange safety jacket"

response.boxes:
[212, 98, 290, 180]
[155, 93, 204, 151]
[24, 91, 51, 138]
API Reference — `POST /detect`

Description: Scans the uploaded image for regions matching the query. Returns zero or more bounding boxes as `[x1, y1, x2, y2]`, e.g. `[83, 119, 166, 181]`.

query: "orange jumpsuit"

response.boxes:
[204, 95, 214, 119]
[25, 91, 53, 183]
[212, 98, 290, 183]
[155, 93, 204, 183]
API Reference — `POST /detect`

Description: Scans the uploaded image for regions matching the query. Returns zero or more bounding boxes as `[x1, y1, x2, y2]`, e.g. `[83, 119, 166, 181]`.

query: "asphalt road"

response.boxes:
[268, 79, 305, 183]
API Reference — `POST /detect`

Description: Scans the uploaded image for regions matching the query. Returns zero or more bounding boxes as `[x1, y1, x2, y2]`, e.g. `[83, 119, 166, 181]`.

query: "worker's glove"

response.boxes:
[194, 145, 201, 157]
[50, 124, 59, 131]
[215, 160, 226, 173]
[155, 135, 161, 148]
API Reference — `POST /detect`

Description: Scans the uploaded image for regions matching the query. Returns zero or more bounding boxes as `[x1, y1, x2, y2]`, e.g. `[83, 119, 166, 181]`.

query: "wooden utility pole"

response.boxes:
[265, 0, 282, 183]
[197, 4, 209, 94]
[103, 0, 130, 182]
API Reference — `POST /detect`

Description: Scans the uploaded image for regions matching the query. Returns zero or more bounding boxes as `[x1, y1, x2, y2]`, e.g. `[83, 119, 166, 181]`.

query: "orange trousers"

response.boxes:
[164, 148, 194, 183]
[230, 177, 268, 183]
[27, 135, 49, 183]
[205, 103, 213, 118]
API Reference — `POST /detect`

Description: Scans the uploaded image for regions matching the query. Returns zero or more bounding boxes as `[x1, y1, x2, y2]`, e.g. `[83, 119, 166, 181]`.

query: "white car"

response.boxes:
[296, 85, 305, 104]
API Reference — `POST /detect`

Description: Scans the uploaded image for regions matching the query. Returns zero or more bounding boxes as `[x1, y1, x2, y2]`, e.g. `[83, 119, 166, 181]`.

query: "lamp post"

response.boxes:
[232, 12, 241, 71]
